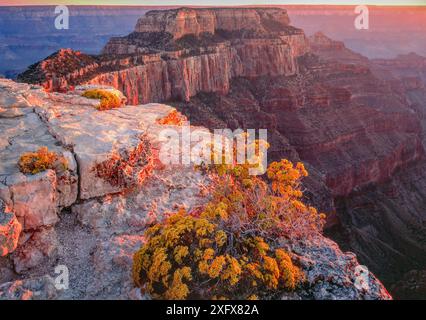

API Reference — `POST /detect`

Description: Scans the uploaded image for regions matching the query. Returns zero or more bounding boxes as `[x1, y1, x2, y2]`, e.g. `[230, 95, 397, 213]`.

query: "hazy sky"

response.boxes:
[1, 1, 425, 6]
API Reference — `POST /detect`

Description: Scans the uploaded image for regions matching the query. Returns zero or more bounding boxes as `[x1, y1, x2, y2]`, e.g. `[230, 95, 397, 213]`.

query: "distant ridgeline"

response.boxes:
[0, 5, 152, 78]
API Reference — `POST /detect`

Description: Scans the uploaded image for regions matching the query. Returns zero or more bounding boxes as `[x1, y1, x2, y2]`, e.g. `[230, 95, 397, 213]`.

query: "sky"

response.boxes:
[0, 1, 425, 6]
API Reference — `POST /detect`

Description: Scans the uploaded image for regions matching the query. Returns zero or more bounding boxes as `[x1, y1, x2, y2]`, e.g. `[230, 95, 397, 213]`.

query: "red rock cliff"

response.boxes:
[17, 7, 310, 104]
[134, 7, 291, 39]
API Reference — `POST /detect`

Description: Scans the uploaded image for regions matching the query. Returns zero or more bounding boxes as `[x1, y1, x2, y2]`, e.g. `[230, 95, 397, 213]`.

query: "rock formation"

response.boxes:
[18, 7, 309, 104]
[0, 78, 390, 300]
[14, 9, 426, 298]
[134, 7, 291, 38]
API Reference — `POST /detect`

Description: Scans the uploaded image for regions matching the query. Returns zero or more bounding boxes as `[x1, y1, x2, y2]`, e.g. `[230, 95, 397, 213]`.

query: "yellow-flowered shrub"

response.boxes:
[18, 147, 68, 175]
[82, 89, 122, 111]
[203, 157, 325, 239]
[134, 135, 325, 299]
[133, 209, 304, 300]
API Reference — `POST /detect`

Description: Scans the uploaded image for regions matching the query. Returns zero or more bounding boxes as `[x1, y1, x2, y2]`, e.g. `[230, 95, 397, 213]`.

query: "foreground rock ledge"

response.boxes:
[0, 79, 391, 299]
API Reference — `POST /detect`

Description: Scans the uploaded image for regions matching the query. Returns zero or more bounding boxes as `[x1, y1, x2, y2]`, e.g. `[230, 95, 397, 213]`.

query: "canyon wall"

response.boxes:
[18, 7, 310, 104]
[90, 38, 303, 104]
[306, 32, 426, 296]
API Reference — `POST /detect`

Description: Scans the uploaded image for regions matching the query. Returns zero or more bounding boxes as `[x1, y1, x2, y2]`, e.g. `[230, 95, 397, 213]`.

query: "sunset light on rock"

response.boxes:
[0, 0, 426, 310]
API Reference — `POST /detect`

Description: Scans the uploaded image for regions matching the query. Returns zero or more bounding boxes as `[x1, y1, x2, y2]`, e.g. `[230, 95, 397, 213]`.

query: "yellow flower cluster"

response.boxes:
[133, 210, 239, 299]
[133, 208, 304, 299]
[18, 146, 68, 175]
[267, 159, 308, 199]
[133, 157, 326, 299]
[82, 89, 122, 111]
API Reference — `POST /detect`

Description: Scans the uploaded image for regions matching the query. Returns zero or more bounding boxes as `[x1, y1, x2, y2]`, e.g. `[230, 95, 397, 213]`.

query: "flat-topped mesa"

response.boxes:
[308, 32, 368, 65]
[134, 7, 291, 39]
[17, 7, 310, 104]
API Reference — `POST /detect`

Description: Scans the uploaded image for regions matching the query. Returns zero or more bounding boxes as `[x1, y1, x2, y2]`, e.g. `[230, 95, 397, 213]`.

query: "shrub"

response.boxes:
[156, 110, 186, 126]
[95, 135, 153, 188]
[133, 153, 325, 299]
[133, 209, 304, 300]
[82, 89, 122, 111]
[201, 135, 325, 239]
[18, 147, 68, 175]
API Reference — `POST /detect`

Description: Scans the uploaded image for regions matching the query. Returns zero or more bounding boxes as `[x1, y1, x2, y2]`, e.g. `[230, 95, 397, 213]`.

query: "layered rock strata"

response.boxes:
[17, 8, 310, 104]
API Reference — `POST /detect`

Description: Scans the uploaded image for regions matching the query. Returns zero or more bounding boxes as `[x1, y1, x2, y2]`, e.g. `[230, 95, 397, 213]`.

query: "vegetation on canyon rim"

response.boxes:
[156, 110, 187, 126]
[82, 89, 122, 111]
[18, 147, 68, 175]
[133, 139, 325, 299]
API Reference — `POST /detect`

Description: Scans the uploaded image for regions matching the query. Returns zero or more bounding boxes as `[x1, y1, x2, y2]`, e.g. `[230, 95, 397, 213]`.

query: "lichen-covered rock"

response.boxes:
[280, 236, 391, 300]
[88, 235, 145, 299]
[0, 199, 22, 256]
[0, 275, 58, 300]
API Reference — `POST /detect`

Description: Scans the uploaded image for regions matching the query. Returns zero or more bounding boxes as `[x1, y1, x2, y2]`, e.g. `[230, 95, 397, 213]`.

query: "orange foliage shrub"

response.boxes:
[95, 135, 153, 188]
[18, 147, 68, 175]
[156, 110, 186, 126]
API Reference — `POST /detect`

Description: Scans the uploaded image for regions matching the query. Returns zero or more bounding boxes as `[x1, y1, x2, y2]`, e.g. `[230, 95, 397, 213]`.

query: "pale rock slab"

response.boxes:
[0, 79, 78, 230]
[34, 99, 182, 200]
[8, 171, 58, 230]
[74, 166, 212, 237]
